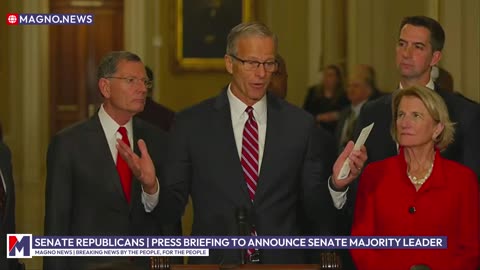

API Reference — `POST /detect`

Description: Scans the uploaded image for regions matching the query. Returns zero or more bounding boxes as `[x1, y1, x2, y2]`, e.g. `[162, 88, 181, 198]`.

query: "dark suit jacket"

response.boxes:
[0, 142, 18, 270]
[136, 97, 175, 132]
[44, 115, 171, 270]
[334, 106, 354, 153]
[159, 90, 333, 264]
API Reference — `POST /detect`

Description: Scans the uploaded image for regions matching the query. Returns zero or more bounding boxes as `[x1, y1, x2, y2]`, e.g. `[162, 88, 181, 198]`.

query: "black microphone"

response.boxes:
[236, 207, 249, 264]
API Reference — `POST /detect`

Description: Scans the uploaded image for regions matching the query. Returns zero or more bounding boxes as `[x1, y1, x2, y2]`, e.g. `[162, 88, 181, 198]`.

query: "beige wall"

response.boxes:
[347, 0, 429, 91]
[440, 0, 480, 101]
[347, 0, 480, 102]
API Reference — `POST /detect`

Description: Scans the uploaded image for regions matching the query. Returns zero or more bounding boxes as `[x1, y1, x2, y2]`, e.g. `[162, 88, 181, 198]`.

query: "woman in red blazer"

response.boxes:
[351, 85, 479, 270]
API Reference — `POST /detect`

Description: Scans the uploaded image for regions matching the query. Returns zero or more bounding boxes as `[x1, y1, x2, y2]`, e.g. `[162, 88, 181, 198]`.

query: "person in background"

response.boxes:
[268, 54, 340, 263]
[44, 51, 175, 270]
[0, 141, 23, 270]
[268, 54, 287, 99]
[335, 67, 374, 153]
[352, 64, 384, 100]
[351, 85, 479, 270]
[136, 66, 175, 132]
[117, 22, 367, 264]
[303, 64, 349, 134]
[353, 15, 480, 180]
[341, 15, 480, 270]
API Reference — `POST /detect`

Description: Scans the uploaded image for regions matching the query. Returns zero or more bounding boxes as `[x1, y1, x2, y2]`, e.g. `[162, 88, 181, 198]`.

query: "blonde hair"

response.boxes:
[391, 85, 455, 149]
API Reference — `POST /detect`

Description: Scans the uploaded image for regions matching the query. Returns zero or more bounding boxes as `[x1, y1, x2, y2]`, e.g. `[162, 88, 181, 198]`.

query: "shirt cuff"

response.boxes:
[141, 178, 160, 212]
[328, 176, 348, 209]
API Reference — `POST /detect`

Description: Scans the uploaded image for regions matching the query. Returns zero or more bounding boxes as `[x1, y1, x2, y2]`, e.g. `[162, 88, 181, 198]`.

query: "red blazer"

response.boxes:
[351, 148, 479, 270]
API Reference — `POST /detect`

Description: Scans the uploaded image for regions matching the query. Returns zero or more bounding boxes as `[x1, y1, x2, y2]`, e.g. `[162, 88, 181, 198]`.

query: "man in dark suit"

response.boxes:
[44, 51, 174, 270]
[335, 67, 375, 154]
[353, 15, 480, 180]
[118, 22, 367, 264]
[268, 54, 288, 100]
[0, 141, 20, 270]
[136, 66, 175, 132]
[341, 15, 480, 270]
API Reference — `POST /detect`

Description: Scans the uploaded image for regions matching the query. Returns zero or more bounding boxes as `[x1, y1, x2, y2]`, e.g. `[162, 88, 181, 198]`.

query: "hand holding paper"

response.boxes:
[338, 123, 374, 180]
[330, 123, 372, 191]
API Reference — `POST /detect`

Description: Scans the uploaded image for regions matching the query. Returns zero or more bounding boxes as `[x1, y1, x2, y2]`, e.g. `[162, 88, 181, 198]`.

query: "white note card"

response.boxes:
[337, 122, 374, 180]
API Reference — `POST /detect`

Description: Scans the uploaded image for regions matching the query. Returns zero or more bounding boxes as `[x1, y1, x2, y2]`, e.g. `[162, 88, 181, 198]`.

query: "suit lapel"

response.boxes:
[383, 95, 398, 157]
[0, 165, 11, 226]
[85, 115, 127, 204]
[254, 95, 283, 202]
[130, 118, 144, 209]
[213, 90, 251, 205]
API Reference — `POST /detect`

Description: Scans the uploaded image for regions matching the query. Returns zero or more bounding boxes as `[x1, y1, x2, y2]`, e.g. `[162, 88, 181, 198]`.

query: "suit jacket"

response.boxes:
[136, 97, 175, 132]
[159, 90, 333, 264]
[0, 142, 18, 270]
[334, 106, 354, 153]
[44, 115, 170, 270]
[351, 149, 479, 270]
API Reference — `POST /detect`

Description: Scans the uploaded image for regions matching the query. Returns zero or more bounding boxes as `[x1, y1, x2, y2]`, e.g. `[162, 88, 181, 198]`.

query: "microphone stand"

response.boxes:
[236, 207, 249, 264]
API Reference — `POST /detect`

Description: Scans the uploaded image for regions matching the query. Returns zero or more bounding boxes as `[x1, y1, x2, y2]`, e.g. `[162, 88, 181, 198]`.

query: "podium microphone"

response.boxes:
[236, 207, 249, 264]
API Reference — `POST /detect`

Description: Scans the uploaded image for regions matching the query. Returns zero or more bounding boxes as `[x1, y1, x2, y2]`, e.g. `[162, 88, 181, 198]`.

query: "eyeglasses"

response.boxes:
[105, 76, 153, 89]
[229, 54, 278, 73]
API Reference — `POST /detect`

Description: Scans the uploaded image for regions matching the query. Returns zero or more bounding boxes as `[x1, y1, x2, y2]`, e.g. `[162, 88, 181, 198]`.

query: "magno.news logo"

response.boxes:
[6, 13, 18, 25]
[7, 234, 32, 258]
[7, 13, 94, 25]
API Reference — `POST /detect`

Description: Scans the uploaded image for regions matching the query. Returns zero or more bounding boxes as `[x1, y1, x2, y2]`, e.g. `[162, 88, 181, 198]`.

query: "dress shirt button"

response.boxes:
[409, 206, 416, 214]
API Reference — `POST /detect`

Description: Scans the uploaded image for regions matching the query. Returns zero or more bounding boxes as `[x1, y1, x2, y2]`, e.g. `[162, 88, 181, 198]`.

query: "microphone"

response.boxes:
[236, 207, 249, 264]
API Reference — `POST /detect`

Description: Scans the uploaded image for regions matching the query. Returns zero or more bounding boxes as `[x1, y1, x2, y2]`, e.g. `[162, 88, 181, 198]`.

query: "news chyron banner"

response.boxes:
[6, 13, 93, 25]
[7, 235, 447, 259]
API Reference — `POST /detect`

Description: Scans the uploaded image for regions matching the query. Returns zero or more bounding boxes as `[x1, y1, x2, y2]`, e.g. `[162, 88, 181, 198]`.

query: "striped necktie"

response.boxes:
[241, 106, 259, 261]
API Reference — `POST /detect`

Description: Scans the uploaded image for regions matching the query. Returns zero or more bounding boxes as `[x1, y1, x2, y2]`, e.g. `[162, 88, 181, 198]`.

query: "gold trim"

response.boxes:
[174, 0, 253, 71]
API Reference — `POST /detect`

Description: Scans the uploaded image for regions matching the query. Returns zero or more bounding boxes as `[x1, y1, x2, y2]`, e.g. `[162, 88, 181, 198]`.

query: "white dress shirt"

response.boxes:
[227, 86, 267, 166]
[98, 105, 159, 212]
[340, 100, 368, 145]
[227, 85, 346, 209]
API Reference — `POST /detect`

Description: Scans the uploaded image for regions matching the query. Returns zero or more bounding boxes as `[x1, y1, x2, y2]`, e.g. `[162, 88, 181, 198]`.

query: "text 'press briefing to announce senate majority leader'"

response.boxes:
[8, 235, 447, 259]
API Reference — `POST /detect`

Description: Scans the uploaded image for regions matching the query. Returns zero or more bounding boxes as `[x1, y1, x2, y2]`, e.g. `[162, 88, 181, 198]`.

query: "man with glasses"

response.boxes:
[44, 51, 176, 270]
[117, 22, 367, 264]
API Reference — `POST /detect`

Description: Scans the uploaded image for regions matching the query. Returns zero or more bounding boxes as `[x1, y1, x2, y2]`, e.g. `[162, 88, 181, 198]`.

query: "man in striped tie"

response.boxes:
[119, 22, 367, 264]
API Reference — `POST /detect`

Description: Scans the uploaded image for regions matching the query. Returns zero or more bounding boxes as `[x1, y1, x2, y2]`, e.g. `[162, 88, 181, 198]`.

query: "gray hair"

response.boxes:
[226, 22, 278, 56]
[97, 51, 142, 81]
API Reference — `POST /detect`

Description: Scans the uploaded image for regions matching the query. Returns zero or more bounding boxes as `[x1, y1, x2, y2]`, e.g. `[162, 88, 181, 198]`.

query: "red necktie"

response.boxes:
[116, 127, 132, 203]
[241, 106, 259, 260]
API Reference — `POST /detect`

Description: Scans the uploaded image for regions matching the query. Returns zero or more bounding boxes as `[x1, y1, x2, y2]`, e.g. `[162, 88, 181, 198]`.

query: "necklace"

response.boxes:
[407, 157, 434, 185]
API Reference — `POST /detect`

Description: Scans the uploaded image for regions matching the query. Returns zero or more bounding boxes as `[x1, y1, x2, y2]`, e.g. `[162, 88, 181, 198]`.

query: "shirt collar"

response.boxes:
[98, 104, 133, 141]
[351, 100, 367, 117]
[399, 78, 435, 90]
[227, 84, 267, 123]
